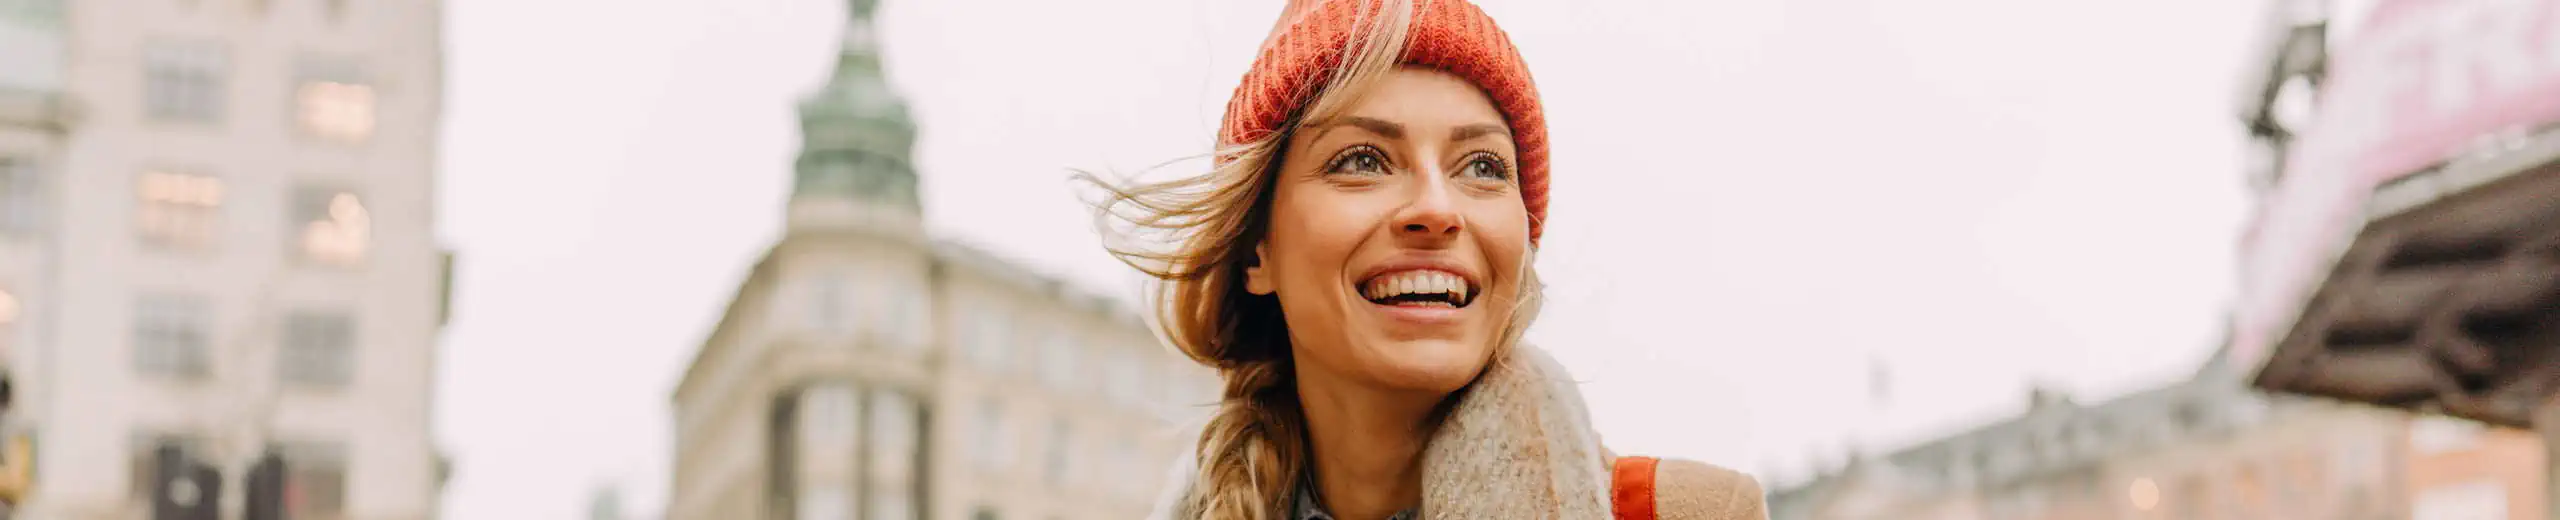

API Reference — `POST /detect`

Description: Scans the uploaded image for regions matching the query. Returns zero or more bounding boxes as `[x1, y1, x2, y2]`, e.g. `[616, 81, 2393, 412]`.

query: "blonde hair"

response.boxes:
[1078, 0, 1542, 516]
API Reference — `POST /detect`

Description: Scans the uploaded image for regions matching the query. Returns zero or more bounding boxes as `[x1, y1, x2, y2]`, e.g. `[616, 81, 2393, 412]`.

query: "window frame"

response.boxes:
[0, 156, 45, 236]
[287, 183, 370, 267]
[142, 40, 228, 124]
[133, 293, 212, 379]
[277, 309, 356, 388]
[274, 440, 350, 520]
[134, 169, 225, 252]
[291, 54, 374, 144]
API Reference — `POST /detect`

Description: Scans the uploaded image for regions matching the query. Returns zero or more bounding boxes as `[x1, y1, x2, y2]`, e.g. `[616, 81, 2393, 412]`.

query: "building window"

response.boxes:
[795, 488, 849, 520]
[2413, 416, 2487, 454]
[134, 293, 211, 378]
[967, 310, 1011, 372]
[875, 276, 923, 350]
[295, 57, 373, 143]
[278, 310, 355, 387]
[801, 384, 858, 442]
[788, 384, 861, 520]
[0, 287, 21, 360]
[137, 170, 223, 250]
[2414, 480, 2507, 520]
[1038, 335, 1078, 391]
[144, 42, 226, 123]
[1107, 437, 1139, 499]
[1103, 347, 1145, 406]
[292, 186, 369, 266]
[867, 390, 923, 520]
[278, 442, 349, 520]
[1044, 418, 1072, 486]
[867, 492, 914, 520]
[0, 157, 43, 235]
[807, 277, 852, 335]
[972, 396, 1010, 472]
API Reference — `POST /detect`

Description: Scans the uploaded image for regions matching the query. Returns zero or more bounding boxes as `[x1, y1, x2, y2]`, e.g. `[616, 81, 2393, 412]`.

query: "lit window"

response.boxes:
[2127, 477, 2159, 511]
[2414, 480, 2506, 520]
[293, 187, 368, 266]
[136, 171, 222, 249]
[2412, 416, 2487, 454]
[0, 157, 43, 235]
[133, 293, 211, 378]
[296, 58, 373, 143]
[277, 311, 355, 387]
[144, 42, 226, 123]
[0, 289, 19, 325]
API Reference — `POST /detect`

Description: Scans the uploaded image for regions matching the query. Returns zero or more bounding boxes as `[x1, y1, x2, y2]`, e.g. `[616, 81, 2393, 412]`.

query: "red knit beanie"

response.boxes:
[1219, 0, 1551, 244]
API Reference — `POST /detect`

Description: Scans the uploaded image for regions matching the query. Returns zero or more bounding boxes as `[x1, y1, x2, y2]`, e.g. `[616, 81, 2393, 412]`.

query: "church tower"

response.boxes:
[788, 0, 922, 235]
[666, 2, 1221, 519]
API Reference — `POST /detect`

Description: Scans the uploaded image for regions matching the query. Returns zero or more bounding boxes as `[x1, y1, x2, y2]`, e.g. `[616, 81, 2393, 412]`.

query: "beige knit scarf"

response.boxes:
[1145, 345, 1617, 519]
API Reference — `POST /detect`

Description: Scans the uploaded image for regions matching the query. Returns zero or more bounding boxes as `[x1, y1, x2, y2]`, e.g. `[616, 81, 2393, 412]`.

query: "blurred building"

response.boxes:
[589, 485, 622, 520]
[2230, 0, 2560, 432]
[0, 0, 452, 519]
[2229, 0, 2560, 517]
[2405, 416, 2548, 520]
[663, 2, 1219, 520]
[1768, 350, 2414, 520]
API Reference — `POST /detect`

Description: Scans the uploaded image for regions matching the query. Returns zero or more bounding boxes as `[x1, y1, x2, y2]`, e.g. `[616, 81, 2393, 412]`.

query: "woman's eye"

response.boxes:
[1462, 155, 1513, 181]
[1326, 148, 1390, 176]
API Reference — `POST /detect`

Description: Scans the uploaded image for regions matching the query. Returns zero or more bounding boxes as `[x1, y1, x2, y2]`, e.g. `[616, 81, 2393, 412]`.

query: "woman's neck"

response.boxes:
[1295, 363, 1445, 520]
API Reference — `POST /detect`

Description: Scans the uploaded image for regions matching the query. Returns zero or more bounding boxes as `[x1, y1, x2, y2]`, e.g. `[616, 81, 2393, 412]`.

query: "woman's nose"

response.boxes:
[1394, 174, 1463, 240]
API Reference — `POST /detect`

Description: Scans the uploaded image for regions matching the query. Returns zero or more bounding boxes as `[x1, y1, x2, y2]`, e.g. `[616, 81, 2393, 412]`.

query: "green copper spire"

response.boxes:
[792, 0, 919, 212]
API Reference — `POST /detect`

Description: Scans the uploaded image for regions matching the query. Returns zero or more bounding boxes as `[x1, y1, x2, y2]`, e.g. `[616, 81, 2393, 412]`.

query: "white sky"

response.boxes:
[432, 0, 2266, 517]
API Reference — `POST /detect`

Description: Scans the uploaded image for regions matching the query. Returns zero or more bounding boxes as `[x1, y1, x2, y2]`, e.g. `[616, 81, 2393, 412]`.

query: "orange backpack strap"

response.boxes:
[1612, 456, 1661, 520]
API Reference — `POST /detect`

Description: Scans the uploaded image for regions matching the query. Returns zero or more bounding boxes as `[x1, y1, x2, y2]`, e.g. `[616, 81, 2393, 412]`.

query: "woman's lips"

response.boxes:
[1357, 268, 1473, 326]
[1356, 268, 1477, 307]
[1368, 298, 1466, 325]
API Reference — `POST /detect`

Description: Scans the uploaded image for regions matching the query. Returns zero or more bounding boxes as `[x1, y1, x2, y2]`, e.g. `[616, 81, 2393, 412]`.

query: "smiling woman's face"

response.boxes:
[1246, 66, 1531, 396]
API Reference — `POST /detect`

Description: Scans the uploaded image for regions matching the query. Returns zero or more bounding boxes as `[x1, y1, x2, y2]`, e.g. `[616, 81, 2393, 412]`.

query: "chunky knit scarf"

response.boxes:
[1145, 345, 1617, 519]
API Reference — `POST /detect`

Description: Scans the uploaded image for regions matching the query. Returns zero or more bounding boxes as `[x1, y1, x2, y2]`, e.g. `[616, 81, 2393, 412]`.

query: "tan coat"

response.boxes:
[1146, 345, 1767, 520]
[1614, 454, 1768, 520]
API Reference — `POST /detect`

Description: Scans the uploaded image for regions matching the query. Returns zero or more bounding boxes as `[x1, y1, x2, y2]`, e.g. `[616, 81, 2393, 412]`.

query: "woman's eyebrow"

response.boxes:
[1309, 116, 1406, 143]
[1450, 123, 1509, 143]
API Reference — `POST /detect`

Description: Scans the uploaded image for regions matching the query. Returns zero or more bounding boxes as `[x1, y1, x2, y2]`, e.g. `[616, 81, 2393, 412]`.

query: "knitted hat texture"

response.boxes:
[1219, 0, 1550, 243]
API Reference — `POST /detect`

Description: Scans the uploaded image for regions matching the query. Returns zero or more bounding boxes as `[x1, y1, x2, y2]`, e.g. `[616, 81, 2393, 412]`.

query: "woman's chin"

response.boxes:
[1356, 338, 1494, 395]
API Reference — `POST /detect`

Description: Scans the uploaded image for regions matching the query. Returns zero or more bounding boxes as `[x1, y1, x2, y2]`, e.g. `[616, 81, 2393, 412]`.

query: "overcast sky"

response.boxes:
[433, 0, 2267, 517]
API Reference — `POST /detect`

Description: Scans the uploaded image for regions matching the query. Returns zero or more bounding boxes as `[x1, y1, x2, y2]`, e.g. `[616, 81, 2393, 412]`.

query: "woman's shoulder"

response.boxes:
[1616, 456, 1768, 520]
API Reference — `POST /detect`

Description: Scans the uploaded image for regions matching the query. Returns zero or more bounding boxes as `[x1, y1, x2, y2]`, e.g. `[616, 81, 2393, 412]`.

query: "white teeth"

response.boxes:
[1361, 270, 1473, 305]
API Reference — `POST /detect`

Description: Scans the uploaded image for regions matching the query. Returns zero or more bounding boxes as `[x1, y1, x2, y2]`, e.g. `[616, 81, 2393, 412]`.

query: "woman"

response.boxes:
[1089, 0, 1767, 518]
